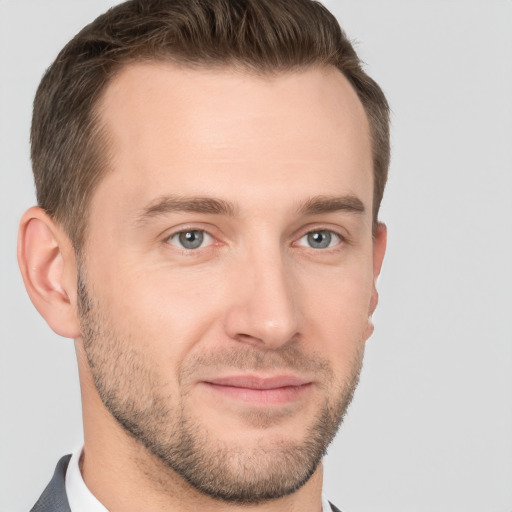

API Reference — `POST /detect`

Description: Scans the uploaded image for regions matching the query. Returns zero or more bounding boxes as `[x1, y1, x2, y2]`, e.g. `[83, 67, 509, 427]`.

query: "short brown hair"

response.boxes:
[31, 0, 390, 248]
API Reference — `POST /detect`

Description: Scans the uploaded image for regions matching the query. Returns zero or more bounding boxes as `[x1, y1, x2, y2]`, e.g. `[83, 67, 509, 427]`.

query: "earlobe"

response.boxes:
[17, 206, 81, 339]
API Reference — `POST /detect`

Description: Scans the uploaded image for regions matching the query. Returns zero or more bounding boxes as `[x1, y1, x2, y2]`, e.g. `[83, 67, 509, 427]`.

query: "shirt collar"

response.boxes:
[65, 446, 109, 512]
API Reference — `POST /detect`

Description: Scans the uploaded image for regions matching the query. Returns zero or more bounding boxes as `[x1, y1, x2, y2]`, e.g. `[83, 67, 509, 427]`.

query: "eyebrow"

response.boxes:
[135, 193, 365, 226]
[297, 194, 366, 216]
[135, 195, 236, 225]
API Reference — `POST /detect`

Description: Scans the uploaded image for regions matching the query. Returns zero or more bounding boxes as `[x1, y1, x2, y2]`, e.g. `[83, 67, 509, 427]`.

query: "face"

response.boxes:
[77, 63, 384, 503]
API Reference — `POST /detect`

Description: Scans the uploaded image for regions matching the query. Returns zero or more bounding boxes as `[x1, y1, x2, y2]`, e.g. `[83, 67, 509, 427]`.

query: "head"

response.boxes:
[19, 0, 389, 506]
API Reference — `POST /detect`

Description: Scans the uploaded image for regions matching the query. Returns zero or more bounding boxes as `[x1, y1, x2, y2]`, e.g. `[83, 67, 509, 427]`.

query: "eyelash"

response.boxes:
[163, 227, 346, 253]
[295, 229, 343, 250]
[166, 229, 215, 251]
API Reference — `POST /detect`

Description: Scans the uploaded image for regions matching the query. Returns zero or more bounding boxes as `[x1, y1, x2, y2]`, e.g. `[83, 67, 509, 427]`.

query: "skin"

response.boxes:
[18, 63, 386, 512]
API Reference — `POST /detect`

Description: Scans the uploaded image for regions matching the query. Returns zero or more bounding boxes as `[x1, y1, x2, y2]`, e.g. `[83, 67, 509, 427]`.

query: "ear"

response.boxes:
[364, 222, 387, 340]
[17, 206, 81, 339]
[370, 222, 387, 312]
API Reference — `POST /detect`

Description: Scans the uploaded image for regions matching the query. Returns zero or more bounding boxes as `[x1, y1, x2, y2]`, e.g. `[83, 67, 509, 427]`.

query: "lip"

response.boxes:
[205, 374, 311, 389]
[201, 374, 313, 406]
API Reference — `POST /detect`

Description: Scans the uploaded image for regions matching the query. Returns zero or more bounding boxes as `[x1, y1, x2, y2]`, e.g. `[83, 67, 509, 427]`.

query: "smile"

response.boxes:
[201, 375, 314, 406]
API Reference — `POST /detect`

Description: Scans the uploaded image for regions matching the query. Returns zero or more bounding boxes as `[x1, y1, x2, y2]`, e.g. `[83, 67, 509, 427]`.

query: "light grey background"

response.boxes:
[1, 1, 511, 511]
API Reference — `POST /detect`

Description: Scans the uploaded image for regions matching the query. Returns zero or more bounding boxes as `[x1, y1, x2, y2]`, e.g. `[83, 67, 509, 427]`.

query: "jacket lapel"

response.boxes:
[31, 455, 72, 512]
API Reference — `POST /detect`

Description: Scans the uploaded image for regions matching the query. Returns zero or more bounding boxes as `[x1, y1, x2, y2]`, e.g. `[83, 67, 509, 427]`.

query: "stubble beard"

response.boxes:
[77, 268, 364, 504]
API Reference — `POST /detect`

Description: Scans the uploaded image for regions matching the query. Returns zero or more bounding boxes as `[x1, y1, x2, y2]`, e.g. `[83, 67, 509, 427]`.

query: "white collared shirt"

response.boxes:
[65, 446, 334, 512]
[65, 447, 108, 512]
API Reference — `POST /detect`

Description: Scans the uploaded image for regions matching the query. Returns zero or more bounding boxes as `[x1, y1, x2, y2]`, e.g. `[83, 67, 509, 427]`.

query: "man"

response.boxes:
[17, 0, 389, 510]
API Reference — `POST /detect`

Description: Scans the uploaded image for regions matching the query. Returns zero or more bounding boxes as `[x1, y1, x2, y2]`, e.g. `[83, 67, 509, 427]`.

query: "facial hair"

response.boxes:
[77, 266, 364, 504]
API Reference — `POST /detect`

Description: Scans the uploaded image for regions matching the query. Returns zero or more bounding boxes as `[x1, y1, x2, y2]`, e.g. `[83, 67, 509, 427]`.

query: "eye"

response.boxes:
[297, 230, 341, 249]
[167, 230, 213, 250]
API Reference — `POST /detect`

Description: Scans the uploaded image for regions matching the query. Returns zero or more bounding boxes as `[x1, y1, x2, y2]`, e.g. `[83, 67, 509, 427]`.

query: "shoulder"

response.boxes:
[30, 455, 72, 512]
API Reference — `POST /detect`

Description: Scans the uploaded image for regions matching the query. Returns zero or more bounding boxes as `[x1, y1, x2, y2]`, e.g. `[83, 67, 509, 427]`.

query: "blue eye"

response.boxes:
[298, 230, 341, 249]
[168, 230, 213, 250]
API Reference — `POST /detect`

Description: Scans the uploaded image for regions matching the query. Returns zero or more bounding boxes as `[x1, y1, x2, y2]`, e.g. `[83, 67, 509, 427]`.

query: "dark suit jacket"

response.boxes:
[31, 455, 342, 512]
[31, 455, 72, 512]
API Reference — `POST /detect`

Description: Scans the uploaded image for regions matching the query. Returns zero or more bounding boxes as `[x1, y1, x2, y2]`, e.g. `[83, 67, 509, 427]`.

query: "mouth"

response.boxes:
[201, 375, 313, 406]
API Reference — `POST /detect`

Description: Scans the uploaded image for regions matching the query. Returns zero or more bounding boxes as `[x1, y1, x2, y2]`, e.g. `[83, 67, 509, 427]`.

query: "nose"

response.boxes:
[223, 249, 302, 350]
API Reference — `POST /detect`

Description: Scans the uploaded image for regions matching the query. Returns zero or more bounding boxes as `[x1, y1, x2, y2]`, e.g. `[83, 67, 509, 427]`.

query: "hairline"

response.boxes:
[74, 58, 378, 252]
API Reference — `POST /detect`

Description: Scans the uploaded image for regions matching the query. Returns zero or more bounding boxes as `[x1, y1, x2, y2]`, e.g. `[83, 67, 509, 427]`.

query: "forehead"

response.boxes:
[92, 62, 373, 217]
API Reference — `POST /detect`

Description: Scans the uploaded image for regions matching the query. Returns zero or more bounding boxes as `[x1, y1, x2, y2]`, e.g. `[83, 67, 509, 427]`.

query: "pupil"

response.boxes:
[308, 231, 331, 249]
[179, 231, 203, 249]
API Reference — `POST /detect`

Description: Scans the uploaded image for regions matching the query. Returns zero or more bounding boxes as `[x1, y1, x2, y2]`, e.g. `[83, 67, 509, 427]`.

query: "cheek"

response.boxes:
[299, 261, 374, 361]
[87, 257, 228, 368]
